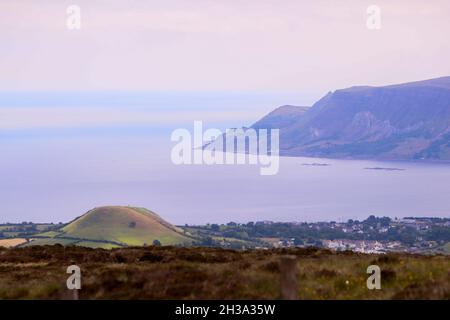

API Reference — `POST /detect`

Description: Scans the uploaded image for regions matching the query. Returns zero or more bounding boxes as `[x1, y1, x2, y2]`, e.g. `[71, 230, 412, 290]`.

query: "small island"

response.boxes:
[301, 163, 331, 167]
[364, 167, 405, 171]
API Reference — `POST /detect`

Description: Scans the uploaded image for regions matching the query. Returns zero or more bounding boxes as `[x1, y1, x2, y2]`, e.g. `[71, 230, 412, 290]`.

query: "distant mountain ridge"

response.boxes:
[252, 76, 450, 160]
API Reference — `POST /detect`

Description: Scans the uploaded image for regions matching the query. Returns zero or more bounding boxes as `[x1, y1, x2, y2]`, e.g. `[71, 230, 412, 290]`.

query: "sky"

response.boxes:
[1, 0, 449, 131]
[1, 0, 449, 98]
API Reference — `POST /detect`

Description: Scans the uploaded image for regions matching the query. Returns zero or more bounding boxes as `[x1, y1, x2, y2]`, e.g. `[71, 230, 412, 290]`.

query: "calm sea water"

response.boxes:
[1, 133, 449, 225]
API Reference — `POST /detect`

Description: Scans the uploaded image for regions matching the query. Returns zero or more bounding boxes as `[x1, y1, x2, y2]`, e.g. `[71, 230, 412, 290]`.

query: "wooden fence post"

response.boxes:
[280, 255, 298, 300]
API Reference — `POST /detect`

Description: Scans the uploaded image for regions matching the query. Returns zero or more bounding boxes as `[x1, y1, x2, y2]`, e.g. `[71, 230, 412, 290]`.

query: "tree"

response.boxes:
[153, 239, 162, 246]
[202, 237, 215, 246]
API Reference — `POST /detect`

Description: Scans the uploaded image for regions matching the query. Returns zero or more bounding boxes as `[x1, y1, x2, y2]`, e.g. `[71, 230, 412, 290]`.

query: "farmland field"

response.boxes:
[0, 238, 27, 248]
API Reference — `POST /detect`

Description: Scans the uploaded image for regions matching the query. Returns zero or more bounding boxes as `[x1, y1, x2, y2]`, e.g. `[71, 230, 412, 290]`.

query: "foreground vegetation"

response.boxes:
[0, 245, 449, 299]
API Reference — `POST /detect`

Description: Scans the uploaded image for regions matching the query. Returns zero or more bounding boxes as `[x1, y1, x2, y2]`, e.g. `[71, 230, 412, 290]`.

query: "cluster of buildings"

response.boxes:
[321, 239, 402, 254]
[269, 217, 449, 254]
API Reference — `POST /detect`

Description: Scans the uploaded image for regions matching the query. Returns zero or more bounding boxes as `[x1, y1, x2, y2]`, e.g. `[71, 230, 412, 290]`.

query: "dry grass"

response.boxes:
[0, 238, 27, 248]
[0, 245, 449, 300]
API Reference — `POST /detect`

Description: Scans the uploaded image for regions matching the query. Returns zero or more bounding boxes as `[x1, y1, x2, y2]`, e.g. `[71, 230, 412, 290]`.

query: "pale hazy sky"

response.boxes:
[1, 1, 450, 223]
[1, 0, 450, 100]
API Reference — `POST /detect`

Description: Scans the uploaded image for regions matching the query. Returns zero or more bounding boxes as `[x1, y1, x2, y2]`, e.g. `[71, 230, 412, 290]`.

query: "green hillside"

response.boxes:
[26, 206, 193, 248]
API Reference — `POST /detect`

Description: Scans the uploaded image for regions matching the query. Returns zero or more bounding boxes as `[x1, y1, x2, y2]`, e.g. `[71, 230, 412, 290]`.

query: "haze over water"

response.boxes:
[1, 123, 449, 225]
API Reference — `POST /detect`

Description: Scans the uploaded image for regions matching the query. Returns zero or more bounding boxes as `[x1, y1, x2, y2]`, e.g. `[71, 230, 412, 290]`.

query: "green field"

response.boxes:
[439, 242, 450, 254]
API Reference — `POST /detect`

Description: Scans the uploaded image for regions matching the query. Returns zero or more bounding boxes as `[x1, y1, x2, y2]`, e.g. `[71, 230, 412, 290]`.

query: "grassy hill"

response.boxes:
[26, 206, 193, 248]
